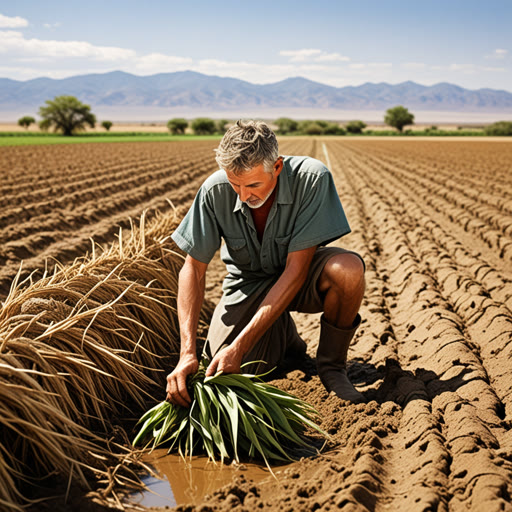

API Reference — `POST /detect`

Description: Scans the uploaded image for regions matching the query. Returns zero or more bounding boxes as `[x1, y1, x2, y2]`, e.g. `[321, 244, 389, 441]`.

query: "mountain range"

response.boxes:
[1, 70, 511, 114]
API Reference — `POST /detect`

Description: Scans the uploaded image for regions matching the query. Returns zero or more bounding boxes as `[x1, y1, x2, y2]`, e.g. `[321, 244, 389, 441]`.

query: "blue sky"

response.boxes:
[0, 0, 511, 91]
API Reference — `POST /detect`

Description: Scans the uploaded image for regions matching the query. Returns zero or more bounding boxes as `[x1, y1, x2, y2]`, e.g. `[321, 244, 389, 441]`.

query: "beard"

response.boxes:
[244, 184, 276, 209]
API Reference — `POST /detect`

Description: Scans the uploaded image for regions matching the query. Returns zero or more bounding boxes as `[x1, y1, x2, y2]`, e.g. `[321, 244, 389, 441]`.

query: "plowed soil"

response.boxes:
[2, 138, 512, 511]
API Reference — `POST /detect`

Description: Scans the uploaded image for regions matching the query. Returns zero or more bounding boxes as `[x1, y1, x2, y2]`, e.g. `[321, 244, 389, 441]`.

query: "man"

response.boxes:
[166, 120, 365, 406]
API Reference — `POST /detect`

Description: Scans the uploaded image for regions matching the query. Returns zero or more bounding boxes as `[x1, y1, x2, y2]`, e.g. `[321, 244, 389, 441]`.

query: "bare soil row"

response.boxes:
[0, 138, 313, 299]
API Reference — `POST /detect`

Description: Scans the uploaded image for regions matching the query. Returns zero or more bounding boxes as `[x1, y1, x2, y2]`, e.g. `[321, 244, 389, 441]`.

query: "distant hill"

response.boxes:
[1, 70, 512, 114]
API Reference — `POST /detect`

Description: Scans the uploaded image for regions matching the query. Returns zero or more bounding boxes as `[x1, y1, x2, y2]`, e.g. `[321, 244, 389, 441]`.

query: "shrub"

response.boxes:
[18, 116, 35, 130]
[299, 121, 324, 135]
[167, 118, 188, 135]
[216, 119, 229, 134]
[484, 121, 512, 136]
[101, 120, 113, 131]
[275, 117, 299, 135]
[345, 120, 367, 134]
[323, 122, 346, 135]
[191, 117, 216, 135]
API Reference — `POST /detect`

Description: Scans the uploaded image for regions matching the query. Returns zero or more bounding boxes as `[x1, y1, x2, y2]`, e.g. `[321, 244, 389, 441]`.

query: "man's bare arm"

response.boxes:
[206, 245, 317, 376]
[166, 254, 208, 406]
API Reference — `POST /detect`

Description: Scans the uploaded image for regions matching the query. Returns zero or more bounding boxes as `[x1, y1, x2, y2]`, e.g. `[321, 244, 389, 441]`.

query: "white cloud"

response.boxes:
[485, 48, 508, 60]
[198, 59, 260, 70]
[316, 52, 350, 62]
[0, 13, 28, 28]
[280, 48, 350, 63]
[431, 63, 476, 74]
[448, 63, 476, 73]
[481, 66, 506, 72]
[0, 30, 137, 61]
[280, 49, 322, 62]
[134, 52, 193, 71]
[43, 22, 62, 29]
[368, 62, 392, 68]
[349, 62, 392, 70]
[402, 62, 426, 70]
[429, 62, 507, 76]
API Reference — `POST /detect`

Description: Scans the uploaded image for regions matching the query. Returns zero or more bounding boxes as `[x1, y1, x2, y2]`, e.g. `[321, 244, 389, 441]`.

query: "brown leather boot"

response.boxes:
[316, 314, 366, 403]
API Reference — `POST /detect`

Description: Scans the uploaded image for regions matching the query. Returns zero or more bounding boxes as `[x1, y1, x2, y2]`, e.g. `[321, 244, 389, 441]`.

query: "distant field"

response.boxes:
[0, 133, 222, 146]
[0, 122, 171, 133]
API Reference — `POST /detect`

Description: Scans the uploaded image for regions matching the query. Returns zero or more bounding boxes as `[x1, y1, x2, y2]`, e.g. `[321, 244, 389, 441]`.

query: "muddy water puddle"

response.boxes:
[132, 449, 293, 507]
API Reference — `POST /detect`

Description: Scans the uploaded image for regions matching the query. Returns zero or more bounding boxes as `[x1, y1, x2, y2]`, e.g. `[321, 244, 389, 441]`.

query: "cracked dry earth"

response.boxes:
[3, 138, 512, 511]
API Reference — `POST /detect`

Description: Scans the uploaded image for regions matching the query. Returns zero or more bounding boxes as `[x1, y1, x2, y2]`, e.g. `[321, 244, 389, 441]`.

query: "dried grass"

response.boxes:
[0, 207, 212, 510]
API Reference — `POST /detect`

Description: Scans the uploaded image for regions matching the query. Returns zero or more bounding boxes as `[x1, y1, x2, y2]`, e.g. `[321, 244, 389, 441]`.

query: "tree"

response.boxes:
[101, 120, 113, 131]
[167, 118, 188, 135]
[299, 121, 324, 135]
[323, 122, 346, 135]
[216, 119, 229, 134]
[38, 95, 96, 136]
[314, 120, 329, 129]
[384, 106, 414, 133]
[191, 117, 216, 135]
[484, 121, 512, 136]
[18, 116, 35, 130]
[345, 120, 367, 134]
[275, 117, 298, 135]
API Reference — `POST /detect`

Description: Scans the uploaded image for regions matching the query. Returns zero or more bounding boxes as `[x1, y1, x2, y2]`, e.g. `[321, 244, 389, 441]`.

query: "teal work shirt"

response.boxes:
[171, 155, 351, 305]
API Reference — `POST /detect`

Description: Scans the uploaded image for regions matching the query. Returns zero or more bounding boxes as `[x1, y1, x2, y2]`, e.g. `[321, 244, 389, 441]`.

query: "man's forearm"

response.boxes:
[177, 259, 206, 357]
[232, 248, 316, 356]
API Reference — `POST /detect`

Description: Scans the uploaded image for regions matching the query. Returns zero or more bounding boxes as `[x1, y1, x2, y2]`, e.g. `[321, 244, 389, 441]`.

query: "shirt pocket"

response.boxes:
[223, 236, 251, 266]
[274, 233, 292, 266]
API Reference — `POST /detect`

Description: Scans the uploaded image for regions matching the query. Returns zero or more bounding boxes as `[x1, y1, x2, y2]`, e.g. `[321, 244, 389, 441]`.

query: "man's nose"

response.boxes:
[239, 186, 251, 202]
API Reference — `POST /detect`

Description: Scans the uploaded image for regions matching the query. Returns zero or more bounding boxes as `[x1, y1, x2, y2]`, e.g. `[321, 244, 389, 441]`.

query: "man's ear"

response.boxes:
[273, 157, 284, 177]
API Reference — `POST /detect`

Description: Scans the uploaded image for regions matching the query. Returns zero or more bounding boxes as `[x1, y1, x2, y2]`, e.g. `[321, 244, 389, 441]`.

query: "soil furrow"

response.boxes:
[328, 140, 512, 511]
[0, 170, 213, 298]
[323, 141, 452, 511]
[346, 143, 512, 214]
[0, 159, 214, 246]
[336, 142, 512, 262]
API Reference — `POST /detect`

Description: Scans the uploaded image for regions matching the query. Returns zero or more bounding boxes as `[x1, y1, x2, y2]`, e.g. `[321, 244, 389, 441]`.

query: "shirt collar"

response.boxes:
[232, 159, 292, 213]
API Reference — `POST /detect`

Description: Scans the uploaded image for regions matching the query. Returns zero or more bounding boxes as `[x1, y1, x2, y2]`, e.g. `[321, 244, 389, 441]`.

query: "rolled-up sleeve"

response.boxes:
[288, 171, 351, 253]
[171, 186, 221, 264]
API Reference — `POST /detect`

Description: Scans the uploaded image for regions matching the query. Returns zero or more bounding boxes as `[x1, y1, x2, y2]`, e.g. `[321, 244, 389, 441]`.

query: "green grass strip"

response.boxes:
[0, 133, 222, 146]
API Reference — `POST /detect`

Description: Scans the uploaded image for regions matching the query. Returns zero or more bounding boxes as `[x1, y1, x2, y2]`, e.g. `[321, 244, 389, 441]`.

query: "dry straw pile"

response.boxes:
[0, 207, 212, 511]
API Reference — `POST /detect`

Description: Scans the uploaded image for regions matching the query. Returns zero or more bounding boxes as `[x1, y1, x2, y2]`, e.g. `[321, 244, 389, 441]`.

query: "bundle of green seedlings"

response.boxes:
[133, 360, 328, 469]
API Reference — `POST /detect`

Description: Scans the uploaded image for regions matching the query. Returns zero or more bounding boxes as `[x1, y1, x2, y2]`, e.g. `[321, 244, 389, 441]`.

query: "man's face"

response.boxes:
[226, 158, 283, 209]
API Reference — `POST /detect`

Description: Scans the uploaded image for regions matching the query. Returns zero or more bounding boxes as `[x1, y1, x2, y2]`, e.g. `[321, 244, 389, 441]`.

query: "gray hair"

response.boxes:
[214, 120, 279, 175]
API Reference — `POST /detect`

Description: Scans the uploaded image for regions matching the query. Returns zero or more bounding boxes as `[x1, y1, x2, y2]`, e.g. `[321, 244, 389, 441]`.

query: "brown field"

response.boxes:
[0, 121, 488, 134]
[1, 138, 512, 511]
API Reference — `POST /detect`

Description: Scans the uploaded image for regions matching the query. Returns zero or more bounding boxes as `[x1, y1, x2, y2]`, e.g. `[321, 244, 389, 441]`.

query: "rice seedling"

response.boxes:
[133, 360, 328, 470]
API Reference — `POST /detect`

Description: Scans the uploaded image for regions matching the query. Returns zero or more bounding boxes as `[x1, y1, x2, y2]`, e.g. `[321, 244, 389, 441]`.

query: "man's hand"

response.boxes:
[205, 344, 244, 377]
[166, 353, 198, 407]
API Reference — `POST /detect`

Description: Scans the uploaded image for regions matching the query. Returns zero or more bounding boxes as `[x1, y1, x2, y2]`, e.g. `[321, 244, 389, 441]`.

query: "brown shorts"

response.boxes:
[204, 247, 365, 374]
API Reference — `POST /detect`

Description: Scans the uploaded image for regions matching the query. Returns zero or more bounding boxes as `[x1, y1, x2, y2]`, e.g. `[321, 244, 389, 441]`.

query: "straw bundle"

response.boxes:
[0, 207, 212, 510]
